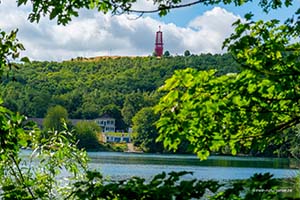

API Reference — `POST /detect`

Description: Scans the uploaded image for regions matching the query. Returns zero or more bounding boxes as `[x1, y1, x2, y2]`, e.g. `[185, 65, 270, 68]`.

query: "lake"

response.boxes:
[88, 152, 299, 181]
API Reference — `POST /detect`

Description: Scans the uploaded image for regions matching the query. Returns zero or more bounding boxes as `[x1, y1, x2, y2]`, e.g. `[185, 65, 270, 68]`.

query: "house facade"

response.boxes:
[94, 114, 116, 133]
[101, 132, 131, 143]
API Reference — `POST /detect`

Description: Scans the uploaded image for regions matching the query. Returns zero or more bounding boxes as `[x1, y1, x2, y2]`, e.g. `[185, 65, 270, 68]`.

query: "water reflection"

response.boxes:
[88, 152, 299, 181]
[88, 152, 298, 169]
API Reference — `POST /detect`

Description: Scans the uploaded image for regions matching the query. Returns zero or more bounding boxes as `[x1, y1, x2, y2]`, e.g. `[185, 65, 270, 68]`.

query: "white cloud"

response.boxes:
[130, 0, 157, 11]
[0, 1, 241, 61]
[185, 7, 241, 53]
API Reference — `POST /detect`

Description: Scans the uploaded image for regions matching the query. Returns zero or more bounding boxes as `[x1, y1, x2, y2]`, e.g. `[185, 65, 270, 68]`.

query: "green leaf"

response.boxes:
[244, 12, 254, 20]
[196, 150, 210, 160]
[49, 9, 58, 20]
[20, 56, 30, 63]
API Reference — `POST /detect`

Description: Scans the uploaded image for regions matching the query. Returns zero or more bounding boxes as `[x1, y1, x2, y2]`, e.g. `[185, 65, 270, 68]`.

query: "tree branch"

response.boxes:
[265, 116, 300, 137]
[10, 155, 35, 199]
[127, 0, 206, 15]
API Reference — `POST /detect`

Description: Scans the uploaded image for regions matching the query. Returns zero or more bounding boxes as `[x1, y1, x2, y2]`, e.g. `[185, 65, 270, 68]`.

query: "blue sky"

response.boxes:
[152, 1, 299, 26]
[0, 0, 298, 61]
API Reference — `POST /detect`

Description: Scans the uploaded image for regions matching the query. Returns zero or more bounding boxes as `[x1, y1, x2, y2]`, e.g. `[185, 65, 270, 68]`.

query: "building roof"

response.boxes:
[29, 116, 115, 125]
[28, 118, 44, 127]
[28, 118, 93, 127]
[97, 113, 114, 119]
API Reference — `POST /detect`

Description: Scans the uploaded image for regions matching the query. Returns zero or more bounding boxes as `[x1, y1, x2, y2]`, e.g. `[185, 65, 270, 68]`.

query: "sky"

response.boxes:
[0, 0, 298, 61]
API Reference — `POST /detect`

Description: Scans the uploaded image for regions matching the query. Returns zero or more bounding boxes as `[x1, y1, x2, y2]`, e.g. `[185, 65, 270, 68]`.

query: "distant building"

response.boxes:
[94, 114, 116, 133]
[101, 132, 131, 143]
[29, 115, 133, 143]
[154, 26, 163, 57]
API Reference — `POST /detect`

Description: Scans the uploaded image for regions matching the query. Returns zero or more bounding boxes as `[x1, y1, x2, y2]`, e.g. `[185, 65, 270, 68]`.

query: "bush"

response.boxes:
[74, 121, 102, 150]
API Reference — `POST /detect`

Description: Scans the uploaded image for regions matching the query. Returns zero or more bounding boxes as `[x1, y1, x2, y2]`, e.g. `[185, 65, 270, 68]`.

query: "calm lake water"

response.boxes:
[88, 152, 299, 181]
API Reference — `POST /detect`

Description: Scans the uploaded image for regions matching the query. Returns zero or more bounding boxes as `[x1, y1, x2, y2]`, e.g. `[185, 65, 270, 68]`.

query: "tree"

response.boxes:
[132, 107, 163, 152]
[0, 29, 29, 77]
[78, 102, 100, 119]
[43, 105, 69, 131]
[0, 33, 87, 197]
[156, 14, 300, 159]
[163, 50, 170, 57]
[121, 92, 147, 126]
[184, 50, 191, 57]
[75, 121, 101, 150]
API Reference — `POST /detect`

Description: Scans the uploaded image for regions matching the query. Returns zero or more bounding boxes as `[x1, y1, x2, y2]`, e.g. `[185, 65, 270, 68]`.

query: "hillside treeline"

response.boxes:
[0, 54, 240, 131]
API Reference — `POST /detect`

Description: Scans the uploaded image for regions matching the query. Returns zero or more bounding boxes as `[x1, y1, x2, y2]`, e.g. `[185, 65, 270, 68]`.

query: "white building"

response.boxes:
[95, 114, 116, 133]
[101, 132, 131, 143]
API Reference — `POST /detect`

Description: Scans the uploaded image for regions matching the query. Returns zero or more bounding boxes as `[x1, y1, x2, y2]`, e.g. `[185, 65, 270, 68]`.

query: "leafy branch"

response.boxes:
[15, 0, 297, 24]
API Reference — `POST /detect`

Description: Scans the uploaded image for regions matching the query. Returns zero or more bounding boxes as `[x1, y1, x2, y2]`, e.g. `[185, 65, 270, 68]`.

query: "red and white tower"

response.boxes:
[154, 26, 163, 57]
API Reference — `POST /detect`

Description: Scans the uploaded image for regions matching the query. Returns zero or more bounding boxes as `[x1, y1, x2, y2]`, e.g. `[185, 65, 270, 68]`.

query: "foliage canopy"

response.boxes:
[0, 54, 239, 130]
[75, 120, 102, 150]
[156, 13, 300, 159]
[16, 0, 295, 24]
[43, 105, 69, 131]
[132, 107, 163, 152]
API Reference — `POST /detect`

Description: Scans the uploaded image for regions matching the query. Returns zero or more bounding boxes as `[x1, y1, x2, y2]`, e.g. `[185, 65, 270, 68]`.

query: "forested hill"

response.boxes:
[0, 54, 240, 130]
